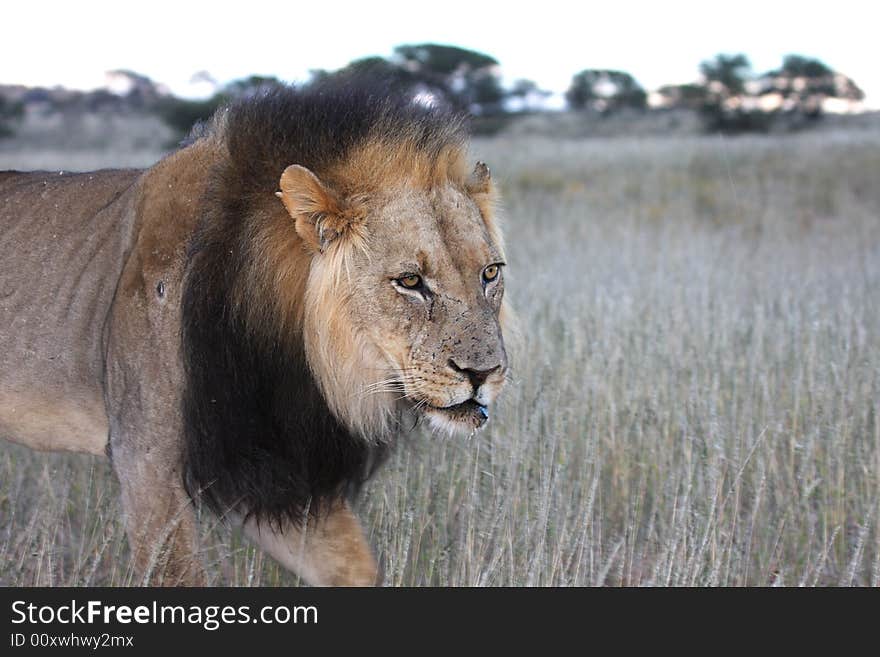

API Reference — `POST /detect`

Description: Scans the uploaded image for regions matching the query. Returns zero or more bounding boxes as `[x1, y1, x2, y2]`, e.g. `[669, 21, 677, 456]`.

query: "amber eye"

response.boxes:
[482, 264, 500, 284]
[398, 274, 423, 289]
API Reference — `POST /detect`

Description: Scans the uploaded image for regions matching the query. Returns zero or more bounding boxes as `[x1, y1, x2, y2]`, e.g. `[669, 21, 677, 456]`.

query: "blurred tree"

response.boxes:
[155, 75, 284, 139]
[394, 44, 498, 75]
[696, 54, 770, 133]
[697, 53, 866, 133]
[506, 79, 552, 112]
[311, 56, 451, 102]
[655, 83, 708, 110]
[757, 54, 864, 118]
[105, 69, 162, 108]
[392, 43, 506, 115]
[311, 45, 508, 118]
[509, 79, 541, 98]
[0, 96, 24, 138]
[699, 53, 751, 97]
[779, 55, 832, 79]
[311, 57, 399, 82]
[566, 70, 647, 112]
[155, 96, 224, 138]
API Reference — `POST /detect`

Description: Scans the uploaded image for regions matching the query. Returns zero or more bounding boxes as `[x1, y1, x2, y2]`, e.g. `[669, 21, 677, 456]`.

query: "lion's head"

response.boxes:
[277, 143, 509, 438]
[182, 79, 510, 523]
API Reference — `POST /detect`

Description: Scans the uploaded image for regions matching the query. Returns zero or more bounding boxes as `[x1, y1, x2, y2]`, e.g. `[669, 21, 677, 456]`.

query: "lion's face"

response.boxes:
[345, 184, 508, 435]
[279, 158, 508, 438]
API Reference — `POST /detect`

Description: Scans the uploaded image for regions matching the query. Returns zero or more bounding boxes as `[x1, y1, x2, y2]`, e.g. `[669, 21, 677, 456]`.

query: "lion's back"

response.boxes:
[0, 168, 143, 454]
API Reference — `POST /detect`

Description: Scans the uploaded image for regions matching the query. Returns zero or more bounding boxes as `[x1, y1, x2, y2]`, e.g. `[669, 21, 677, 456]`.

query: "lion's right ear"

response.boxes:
[466, 161, 492, 197]
[277, 165, 344, 253]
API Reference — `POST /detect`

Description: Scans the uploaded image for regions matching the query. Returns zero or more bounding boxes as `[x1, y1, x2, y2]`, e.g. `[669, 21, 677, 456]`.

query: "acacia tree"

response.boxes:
[392, 43, 505, 115]
[757, 55, 864, 118]
[699, 53, 751, 97]
[309, 55, 460, 115]
[565, 70, 646, 112]
[697, 53, 771, 133]
[310, 45, 507, 116]
[697, 53, 866, 132]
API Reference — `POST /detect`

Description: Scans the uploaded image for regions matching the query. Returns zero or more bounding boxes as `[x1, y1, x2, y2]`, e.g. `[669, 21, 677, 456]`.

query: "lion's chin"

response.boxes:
[421, 399, 490, 437]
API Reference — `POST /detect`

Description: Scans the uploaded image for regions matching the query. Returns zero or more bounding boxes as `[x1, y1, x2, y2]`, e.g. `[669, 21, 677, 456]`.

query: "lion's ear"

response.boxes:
[466, 161, 500, 242]
[277, 164, 344, 253]
[466, 161, 492, 197]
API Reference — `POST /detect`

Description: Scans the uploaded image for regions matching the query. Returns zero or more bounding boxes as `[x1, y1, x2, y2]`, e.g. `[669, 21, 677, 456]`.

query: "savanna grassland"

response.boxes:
[1, 116, 879, 586]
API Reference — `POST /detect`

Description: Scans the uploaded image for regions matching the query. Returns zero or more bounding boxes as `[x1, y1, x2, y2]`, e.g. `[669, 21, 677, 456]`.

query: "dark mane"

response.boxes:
[222, 77, 468, 195]
[180, 78, 468, 526]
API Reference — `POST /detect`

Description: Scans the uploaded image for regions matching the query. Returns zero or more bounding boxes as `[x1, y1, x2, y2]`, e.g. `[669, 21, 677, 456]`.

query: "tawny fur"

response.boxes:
[0, 84, 510, 586]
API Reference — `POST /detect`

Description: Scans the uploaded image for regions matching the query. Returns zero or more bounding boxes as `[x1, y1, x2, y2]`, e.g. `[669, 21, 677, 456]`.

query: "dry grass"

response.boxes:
[1, 125, 879, 586]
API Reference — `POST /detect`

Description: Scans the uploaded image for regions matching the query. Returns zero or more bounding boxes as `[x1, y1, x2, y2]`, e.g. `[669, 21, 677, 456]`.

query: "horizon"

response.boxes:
[3, 1, 878, 109]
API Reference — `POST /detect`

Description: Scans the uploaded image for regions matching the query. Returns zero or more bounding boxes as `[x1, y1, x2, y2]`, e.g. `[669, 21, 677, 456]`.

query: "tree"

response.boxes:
[105, 69, 162, 108]
[695, 53, 865, 133]
[312, 45, 508, 116]
[155, 75, 284, 139]
[0, 96, 24, 138]
[566, 70, 646, 112]
[394, 43, 498, 76]
[392, 43, 505, 115]
[757, 54, 864, 118]
[699, 53, 751, 97]
[221, 75, 283, 99]
[506, 79, 552, 112]
[311, 56, 451, 103]
[155, 95, 224, 138]
[655, 83, 708, 111]
[696, 54, 772, 133]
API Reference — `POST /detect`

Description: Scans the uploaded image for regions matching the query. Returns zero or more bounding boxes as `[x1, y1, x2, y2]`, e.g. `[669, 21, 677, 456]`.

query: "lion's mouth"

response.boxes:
[424, 398, 489, 428]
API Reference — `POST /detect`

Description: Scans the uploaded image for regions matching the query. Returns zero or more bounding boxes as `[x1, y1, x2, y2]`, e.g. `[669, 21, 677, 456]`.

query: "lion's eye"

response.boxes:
[482, 264, 500, 284]
[397, 274, 423, 289]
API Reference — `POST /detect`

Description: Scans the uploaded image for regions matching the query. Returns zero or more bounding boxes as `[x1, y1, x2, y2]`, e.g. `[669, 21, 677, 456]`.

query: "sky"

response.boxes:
[2, 0, 878, 108]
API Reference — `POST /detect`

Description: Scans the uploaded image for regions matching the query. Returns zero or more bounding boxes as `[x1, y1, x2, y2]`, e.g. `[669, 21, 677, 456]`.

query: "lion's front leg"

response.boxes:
[111, 439, 207, 586]
[243, 500, 378, 586]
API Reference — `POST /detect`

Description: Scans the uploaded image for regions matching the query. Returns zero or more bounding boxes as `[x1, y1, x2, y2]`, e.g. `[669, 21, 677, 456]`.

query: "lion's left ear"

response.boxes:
[277, 164, 348, 253]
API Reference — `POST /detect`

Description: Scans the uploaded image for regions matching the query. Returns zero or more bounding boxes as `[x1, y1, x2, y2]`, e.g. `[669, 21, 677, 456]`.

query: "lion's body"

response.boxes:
[1, 145, 223, 584]
[0, 168, 142, 454]
[0, 80, 509, 585]
[0, 140, 219, 453]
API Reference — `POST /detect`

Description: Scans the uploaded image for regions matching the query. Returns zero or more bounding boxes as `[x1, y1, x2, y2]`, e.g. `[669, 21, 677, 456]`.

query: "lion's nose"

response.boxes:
[448, 359, 501, 391]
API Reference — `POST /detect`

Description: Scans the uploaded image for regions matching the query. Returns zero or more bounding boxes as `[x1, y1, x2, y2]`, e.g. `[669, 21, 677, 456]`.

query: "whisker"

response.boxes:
[360, 366, 421, 373]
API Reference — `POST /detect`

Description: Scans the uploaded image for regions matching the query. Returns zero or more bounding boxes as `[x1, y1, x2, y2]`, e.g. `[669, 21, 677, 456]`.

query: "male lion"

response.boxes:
[0, 79, 509, 585]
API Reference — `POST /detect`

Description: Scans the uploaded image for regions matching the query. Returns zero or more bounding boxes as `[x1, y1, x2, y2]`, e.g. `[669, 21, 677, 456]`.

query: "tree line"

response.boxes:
[0, 43, 867, 139]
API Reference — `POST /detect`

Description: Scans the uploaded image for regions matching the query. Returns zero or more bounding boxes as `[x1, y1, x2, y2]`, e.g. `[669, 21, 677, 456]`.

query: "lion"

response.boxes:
[0, 78, 509, 586]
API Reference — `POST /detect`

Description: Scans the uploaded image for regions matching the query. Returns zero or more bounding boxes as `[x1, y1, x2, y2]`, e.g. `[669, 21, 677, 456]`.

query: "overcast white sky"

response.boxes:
[3, 0, 878, 107]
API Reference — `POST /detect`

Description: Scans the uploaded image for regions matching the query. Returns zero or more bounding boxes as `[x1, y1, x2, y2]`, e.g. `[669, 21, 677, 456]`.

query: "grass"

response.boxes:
[1, 126, 879, 586]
